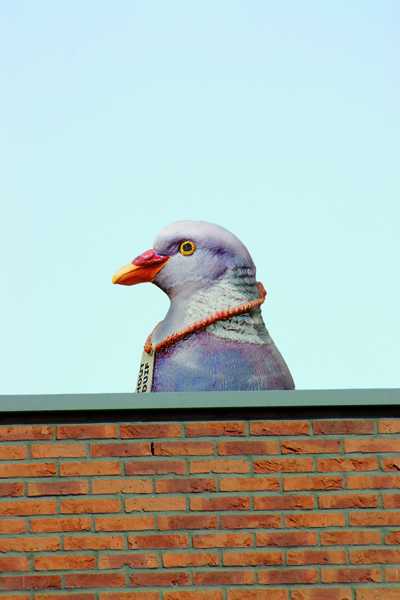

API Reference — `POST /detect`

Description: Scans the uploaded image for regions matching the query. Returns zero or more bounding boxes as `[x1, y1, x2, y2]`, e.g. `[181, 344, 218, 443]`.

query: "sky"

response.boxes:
[1, 1, 399, 395]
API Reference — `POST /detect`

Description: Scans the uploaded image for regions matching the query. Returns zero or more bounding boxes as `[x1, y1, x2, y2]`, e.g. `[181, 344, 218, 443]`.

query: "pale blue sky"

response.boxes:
[1, 1, 399, 394]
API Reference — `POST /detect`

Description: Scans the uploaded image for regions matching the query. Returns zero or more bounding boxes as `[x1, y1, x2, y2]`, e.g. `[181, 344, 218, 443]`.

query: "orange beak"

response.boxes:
[112, 249, 169, 285]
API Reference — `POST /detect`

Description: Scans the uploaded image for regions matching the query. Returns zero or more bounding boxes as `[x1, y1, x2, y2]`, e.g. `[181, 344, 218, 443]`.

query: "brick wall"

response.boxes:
[0, 413, 400, 599]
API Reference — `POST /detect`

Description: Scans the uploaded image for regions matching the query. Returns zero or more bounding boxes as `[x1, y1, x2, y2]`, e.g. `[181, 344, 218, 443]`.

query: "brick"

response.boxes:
[91, 442, 151, 457]
[101, 593, 159, 600]
[126, 496, 186, 512]
[357, 591, 400, 600]
[350, 511, 400, 526]
[220, 477, 280, 491]
[0, 482, 24, 497]
[153, 441, 214, 455]
[35, 555, 96, 570]
[99, 552, 159, 569]
[321, 530, 381, 545]
[57, 424, 117, 438]
[126, 460, 185, 475]
[155, 478, 216, 493]
[65, 573, 125, 588]
[218, 440, 279, 455]
[256, 531, 317, 547]
[351, 549, 400, 564]
[0, 575, 61, 590]
[319, 493, 378, 509]
[158, 514, 217, 530]
[0, 518, 26, 533]
[313, 420, 374, 434]
[186, 421, 245, 436]
[64, 535, 124, 550]
[190, 459, 249, 474]
[0, 536, 60, 552]
[254, 495, 314, 510]
[317, 457, 378, 471]
[0, 499, 56, 516]
[0, 446, 26, 460]
[165, 592, 223, 600]
[385, 568, 400, 582]
[0, 463, 56, 478]
[190, 495, 250, 511]
[0, 556, 29, 571]
[31, 443, 86, 458]
[292, 591, 352, 600]
[92, 478, 153, 494]
[193, 570, 255, 585]
[229, 592, 288, 600]
[28, 481, 89, 496]
[36, 595, 95, 600]
[348, 474, 400, 489]
[282, 439, 340, 454]
[259, 568, 318, 584]
[288, 550, 347, 565]
[0, 425, 52, 440]
[130, 572, 190, 586]
[60, 461, 121, 476]
[285, 513, 345, 528]
[163, 551, 219, 567]
[193, 533, 253, 548]
[221, 514, 281, 529]
[382, 457, 400, 471]
[386, 531, 400, 544]
[31, 517, 91, 532]
[321, 567, 381, 582]
[284, 476, 343, 491]
[379, 419, 400, 433]
[0, 595, 30, 600]
[61, 498, 121, 514]
[128, 534, 189, 549]
[96, 515, 154, 531]
[345, 439, 400, 452]
[254, 457, 314, 473]
[223, 550, 283, 566]
[121, 423, 182, 438]
[250, 420, 310, 435]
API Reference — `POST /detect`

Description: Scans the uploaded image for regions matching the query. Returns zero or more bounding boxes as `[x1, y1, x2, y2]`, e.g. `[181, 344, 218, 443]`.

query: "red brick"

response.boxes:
[218, 440, 279, 455]
[259, 568, 318, 584]
[250, 420, 310, 435]
[0, 482, 24, 497]
[0, 463, 56, 478]
[319, 493, 378, 509]
[0, 575, 61, 590]
[282, 439, 340, 454]
[313, 420, 374, 434]
[348, 474, 400, 489]
[36, 595, 95, 600]
[288, 549, 346, 565]
[386, 531, 400, 544]
[351, 549, 400, 564]
[121, 423, 182, 438]
[229, 591, 288, 600]
[153, 441, 214, 455]
[126, 460, 185, 475]
[221, 514, 281, 529]
[165, 592, 223, 600]
[61, 497, 121, 514]
[254, 495, 314, 510]
[126, 496, 186, 512]
[155, 478, 215, 493]
[0, 536, 60, 552]
[65, 573, 125, 588]
[31, 443, 86, 458]
[223, 550, 283, 566]
[92, 478, 152, 494]
[190, 459, 249, 474]
[60, 461, 121, 476]
[284, 476, 343, 491]
[350, 511, 400, 526]
[57, 424, 117, 439]
[193, 570, 255, 585]
[0, 446, 26, 459]
[383, 457, 400, 471]
[0, 518, 26, 533]
[96, 515, 155, 531]
[190, 496, 250, 511]
[379, 419, 400, 433]
[28, 481, 89, 496]
[254, 457, 314, 473]
[99, 552, 159, 569]
[317, 457, 378, 471]
[321, 530, 381, 545]
[321, 567, 381, 582]
[220, 477, 280, 492]
[193, 533, 253, 548]
[285, 513, 345, 528]
[31, 517, 91, 532]
[186, 421, 245, 436]
[357, 591, 400, 600]
[64, 535, 124, 550]
[292, 591, 352, 600]
[0, 556, 29, 571]
[130, 572, 190, 586]
[100, 593, 159, 600]
[91, 442, 151, 457]
[35, 555, 96, 570]
[345, 439, 400, 452]
[0, 425, 52, 440]
[163, 551, 219, 567]
[256, 531, 317, 547]
[0, 595, 30, 600]
[128, 534, 189, 549]
[158, 514, 217, 530]
[385, 568, 400, 582]
[0, 499, 56, 516]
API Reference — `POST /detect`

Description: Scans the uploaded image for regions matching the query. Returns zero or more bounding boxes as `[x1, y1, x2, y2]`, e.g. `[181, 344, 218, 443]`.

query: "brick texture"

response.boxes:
[0, 415, 398, 597]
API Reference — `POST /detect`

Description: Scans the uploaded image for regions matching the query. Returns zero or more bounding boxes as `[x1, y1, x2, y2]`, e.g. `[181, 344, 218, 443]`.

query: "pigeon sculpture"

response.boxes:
[113, 221, 294, 392]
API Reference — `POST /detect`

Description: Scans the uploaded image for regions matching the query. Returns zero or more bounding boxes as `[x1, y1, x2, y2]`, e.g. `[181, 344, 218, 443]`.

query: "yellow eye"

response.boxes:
[179, 240, 196, 256]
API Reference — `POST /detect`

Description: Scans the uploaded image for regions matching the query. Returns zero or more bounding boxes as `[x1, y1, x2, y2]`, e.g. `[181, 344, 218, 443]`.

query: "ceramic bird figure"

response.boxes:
[113, 221, 294, 392]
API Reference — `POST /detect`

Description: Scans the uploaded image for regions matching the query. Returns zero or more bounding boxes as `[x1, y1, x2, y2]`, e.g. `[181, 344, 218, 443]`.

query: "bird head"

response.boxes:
[112, 220, 256, 297]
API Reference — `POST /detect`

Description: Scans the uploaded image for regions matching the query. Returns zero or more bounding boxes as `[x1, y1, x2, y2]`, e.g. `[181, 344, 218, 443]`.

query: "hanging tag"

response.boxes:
[136, 349, 155, 393]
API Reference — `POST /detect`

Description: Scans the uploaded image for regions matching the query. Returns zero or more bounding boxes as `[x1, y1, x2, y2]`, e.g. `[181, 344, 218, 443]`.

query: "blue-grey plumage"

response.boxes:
[113, 220, 295, 391]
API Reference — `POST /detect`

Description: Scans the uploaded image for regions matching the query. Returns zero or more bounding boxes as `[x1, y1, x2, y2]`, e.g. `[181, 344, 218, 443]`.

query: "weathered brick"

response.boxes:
[0, 482, 24, 497]
[284, 476, 343, 491]
[250, 420, 310, 435]
[130, 572, 190, 586]
[345, 439, 400, 452]
[31, 443, 86, 458]
[223, 550, 283, 566]
[190, 495, 250, 511]
[158, 514, 217, 530]
[61, 497, 121, 514]
[350, 511, 400, 526]
[288, 550, 347, 565]
[31, 517, 91, 532]
[193, 570, 255, 584]
[321, 567, 381, 582]
[220, 477, 280, 492]
[121, 423, 182, 438]
[285, 513, 345, 528]
[57, 424, 117, 439]
[91, 442, 151, 457]
[101, 593, 159, 600]
[254, 457, 314, 473]
[0, 556, 29, 571]
[162, 551, 219, 567]
[0, 575, 61, 590]
[348, 474, 400, 489]
[351, 549, 400, 564]
[0, 463, 56, 478]
[218, 440, 279, 455]
[193, 533, 253, 548]
[125, 496, 186, 512]
[95, 515, 154, 531]
[385, 568, 400, 582]
[317, 457, 378, 471]
[356, 591, 400, 600]
[292, 590, 352, 600]
[0, 499, 56, 516]
[65, 573, 125, 588]
[221, 514, 281, 529]
[0, 594, 30, 600]
[321, 530, 381, 545]
[60, 461, 121, 476]
[153, 441, 214, 455]
[382, 456, 400, 471]
[128, 534, 189, 549]
[165, 592, 223, 600]
[99, 552, 159, 569]
[92, 478, 152, 494]
[0, 536, 60, 552]
[254, 495, 314, 510]
[35, 555, 96, 570]
[186, 421, 245, 436]
[0, 446, 26, 460]
[385, 531, 400, 544]
[155, 478, 215, 493]
[36, 594, 95, 600]
[28, 481, 89, 496]
[229, 591, 288, 600]
[313, 420, 374, 434]
[379, 419, 400, 433]
[0, 518, 26, 533]
[126, 460, 185, 475]
[190, 459, 249, 474]
[0, 425, 52, 440]
[282, 439, 340, 454]
[258, 568, 318, 584]
[318, 493, 378, 509]
[64, 535, 124, 550]
[256, 531, 317, 547]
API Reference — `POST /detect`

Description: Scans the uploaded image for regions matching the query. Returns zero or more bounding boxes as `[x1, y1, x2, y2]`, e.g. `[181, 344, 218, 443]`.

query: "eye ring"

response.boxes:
[179, 240, 196, 256]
